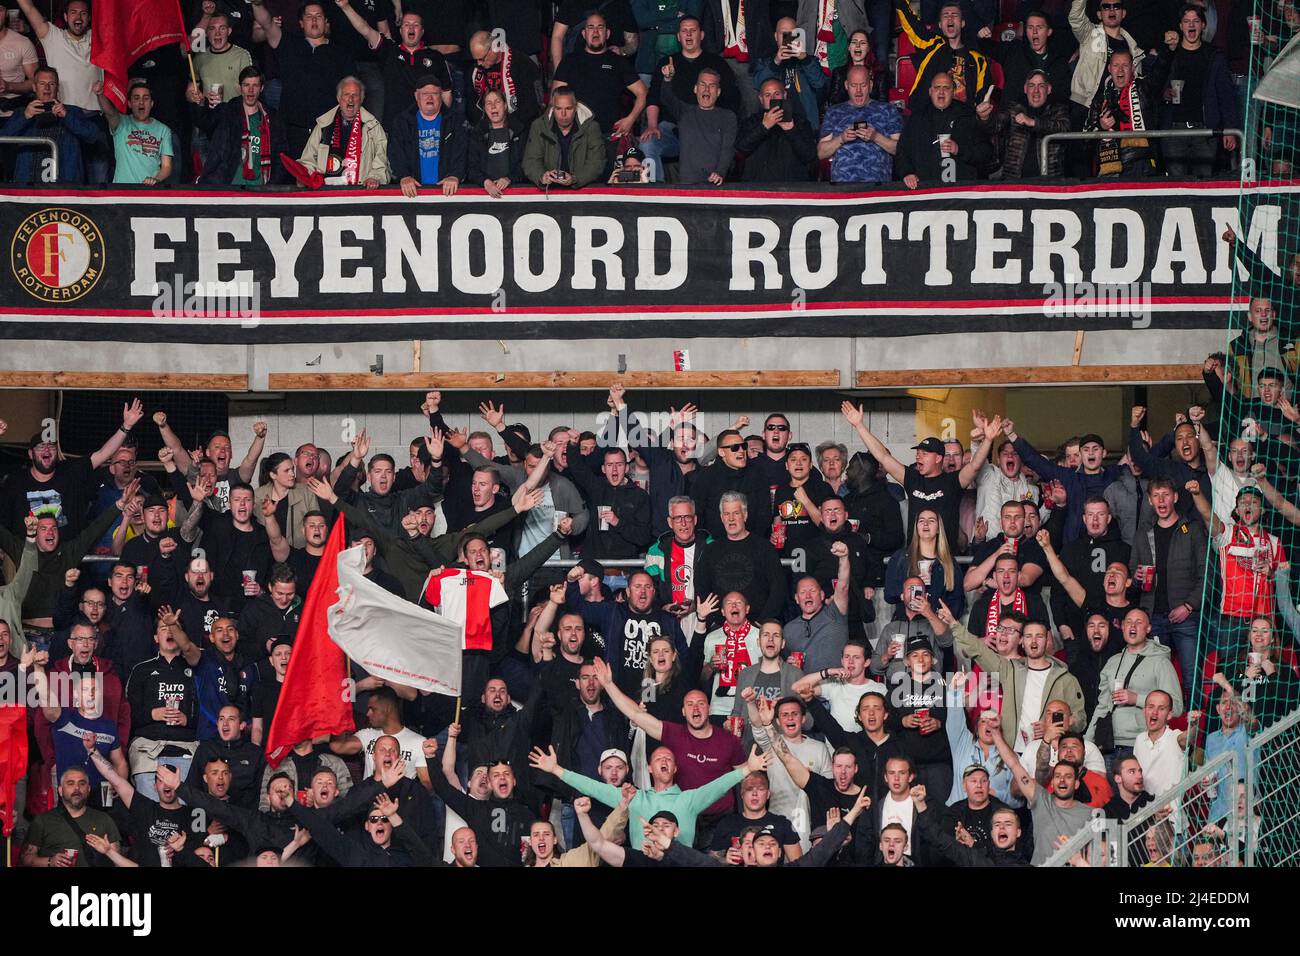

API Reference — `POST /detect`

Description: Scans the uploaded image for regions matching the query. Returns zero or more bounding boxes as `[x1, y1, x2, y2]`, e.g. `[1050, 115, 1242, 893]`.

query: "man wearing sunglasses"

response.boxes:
[1068, 0, 1142, 112]
[750, 413, 796, 489]
[691, 429, 774, 540]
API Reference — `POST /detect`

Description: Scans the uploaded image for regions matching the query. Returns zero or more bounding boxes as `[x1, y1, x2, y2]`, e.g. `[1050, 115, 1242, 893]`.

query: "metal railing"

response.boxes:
[1039, 127, 1245, 174]
[1118, 750, 1239, 867]
[1040, 812, 1114, 867]
[0, 135, 59, 182]
[1245, 706, 1300, 867]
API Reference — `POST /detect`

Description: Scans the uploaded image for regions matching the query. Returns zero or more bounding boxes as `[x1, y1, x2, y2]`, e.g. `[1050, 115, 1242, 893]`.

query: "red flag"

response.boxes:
[91, 0, 189, 111]
[0, 704, 28, 839]
[264, 515, 355, 767]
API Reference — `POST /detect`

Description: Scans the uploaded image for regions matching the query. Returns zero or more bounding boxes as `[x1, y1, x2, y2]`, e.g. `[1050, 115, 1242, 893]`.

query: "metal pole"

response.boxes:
[0, 136, 59, 182]
[1039, 128, 1246, 178]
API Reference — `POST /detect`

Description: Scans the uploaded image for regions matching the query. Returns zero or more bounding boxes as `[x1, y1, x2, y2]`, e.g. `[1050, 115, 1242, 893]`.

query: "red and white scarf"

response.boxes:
[721, 0, 747, 61]
[985, 588, 1028, 636]
[328, 109, 364, 184]
[474, 46, 518, 114]
[241, 106, 271, 183]
[720, 620, 752, 687]
[668, 539, 692, 604]
[815, 0, 836, 75]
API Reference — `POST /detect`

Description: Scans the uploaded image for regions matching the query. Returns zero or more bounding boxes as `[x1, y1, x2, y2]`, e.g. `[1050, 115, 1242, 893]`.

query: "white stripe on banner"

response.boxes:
[327, 545, 463, 696]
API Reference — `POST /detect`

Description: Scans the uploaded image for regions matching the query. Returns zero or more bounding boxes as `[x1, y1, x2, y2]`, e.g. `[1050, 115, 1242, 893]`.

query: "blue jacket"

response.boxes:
[0, 102, 104, 183]
[1011, 436, 1126, 543]
[752, 55, 827, 129]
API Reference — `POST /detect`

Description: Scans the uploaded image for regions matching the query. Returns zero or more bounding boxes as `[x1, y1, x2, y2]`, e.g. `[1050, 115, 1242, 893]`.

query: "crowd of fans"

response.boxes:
[0, 0, 1287, 189]
[1, 256, 1297, 866]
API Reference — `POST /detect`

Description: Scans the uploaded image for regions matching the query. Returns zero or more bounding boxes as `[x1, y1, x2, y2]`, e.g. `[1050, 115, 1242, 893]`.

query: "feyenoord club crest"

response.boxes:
[10, 208, 105, 303]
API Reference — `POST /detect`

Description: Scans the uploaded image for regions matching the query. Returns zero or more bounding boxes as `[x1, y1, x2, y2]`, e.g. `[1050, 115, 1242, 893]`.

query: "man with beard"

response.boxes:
[85, 738, 189, 866]
[545, 663, 630, 823]
[1128, 409, 1210, 521]
[706, 771, 802, 862]
[767, 743, 873, 865]
[792, 638, 886, 731]
[965, 555, 1050, 641]
[564, 566, 686, 698]
[155, 416, 267, 516]
[121, 495, 188, 603]
[594, 657, 746, 825]
[552, 12, 646, 170]
[289, 790, 435, 867]
[992, 726, 1091, 865]
[693, 492, 786, 628]
[331, 688, 430, 789]
[93, 560, 153, 677]
[2, 400, 143, 537]
[967, 501, 1048, 594]
[570, 447, 653, 561]
[433, 750, 540, 867]
[168, 556, 225, 646]
[532, 582, 602, 707]
[805, 495, 875, 608]
[21, 767, 121, 867]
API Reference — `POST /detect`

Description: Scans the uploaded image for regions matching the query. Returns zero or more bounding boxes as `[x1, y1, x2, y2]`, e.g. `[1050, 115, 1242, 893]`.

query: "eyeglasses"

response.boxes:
[765, 424, 790, 432]
[80, 600, 105, 608]
[719, 442, 746, 452]
[669, 514, 696, 523]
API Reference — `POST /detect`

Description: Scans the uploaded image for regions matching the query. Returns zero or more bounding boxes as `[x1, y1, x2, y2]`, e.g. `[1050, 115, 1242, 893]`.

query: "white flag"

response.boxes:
[327, 545, 463, 696]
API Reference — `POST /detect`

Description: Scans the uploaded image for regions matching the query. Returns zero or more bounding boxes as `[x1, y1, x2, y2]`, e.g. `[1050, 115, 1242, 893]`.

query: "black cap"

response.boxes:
[904, 634, 932, 656]
[142, 495, 168, 511]
[577, 557, 606, 579]
[413, 73, 444, 90]
[269, 634, 294, 652]
[349, 528, 376, 545]
[1025, 68, 1050, 81]
[911, 437, 946, 455]
[648, 810, 678, 826]
[622, 145, 645, 162]
[1078, 433, 1105, 449]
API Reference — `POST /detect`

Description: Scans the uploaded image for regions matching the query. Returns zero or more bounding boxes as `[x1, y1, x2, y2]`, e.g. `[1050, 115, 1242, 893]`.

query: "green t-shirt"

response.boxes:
[111, 115, 173, 184]
[24, 806, 121, 865]
[233, 122, 264, 185]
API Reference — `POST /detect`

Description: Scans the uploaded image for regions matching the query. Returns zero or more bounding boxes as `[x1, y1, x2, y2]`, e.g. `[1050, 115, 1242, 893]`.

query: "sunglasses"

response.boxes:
[765, 424, 790, 432]
[367, 815, 389, 823]
[1100, 3, 1122, 9]
[719, 442, 746, 452]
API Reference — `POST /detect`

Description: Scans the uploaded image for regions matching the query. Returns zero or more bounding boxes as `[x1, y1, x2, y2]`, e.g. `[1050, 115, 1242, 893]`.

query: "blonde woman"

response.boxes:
[884, 508, 965, 618]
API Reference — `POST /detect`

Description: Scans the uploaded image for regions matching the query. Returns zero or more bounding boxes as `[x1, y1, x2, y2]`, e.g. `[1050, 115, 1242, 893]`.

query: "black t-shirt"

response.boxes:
[126, 796, 190, 865]
[772, 476, 835, 557]
[324, 0, 394, 63]
[801, 774, 874, 862]
[1170, 44, 1211, 125]
[708, 810, 799, 850]
[254, 678, 283, 729]
[941, 798, 1008, 849]
[902, 467, 965, 548]
[287, 547, 322, 591]
[274, 36, 356, 129]
[3, 458, 95, 536]
[552, 48, 638, 134]
[537, 656, 583, 715]
[1152, 521, 1177, 616]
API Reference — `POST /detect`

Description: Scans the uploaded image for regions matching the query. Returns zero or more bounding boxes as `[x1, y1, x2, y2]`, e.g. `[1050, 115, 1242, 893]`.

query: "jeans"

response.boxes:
[1150, 611, 1201, 699]
[638, 121, 679, 182]
[1161, 128, 1217, 179]
[867, 0, 893, 67]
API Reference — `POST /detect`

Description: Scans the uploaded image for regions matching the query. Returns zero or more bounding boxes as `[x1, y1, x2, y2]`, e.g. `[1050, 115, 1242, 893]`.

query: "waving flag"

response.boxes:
[91, 0, 189, 111]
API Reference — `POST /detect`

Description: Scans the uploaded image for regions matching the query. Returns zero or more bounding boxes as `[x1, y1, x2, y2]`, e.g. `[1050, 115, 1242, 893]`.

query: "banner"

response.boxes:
[1, 181, 1293, 343]
[328, 546, 463, 696]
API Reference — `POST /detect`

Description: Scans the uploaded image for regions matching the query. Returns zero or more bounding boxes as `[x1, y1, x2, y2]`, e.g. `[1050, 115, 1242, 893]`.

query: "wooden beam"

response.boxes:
[267, 370, 843, 390]
[0, 372, 249, 391]
[856, 365, 1202, 388]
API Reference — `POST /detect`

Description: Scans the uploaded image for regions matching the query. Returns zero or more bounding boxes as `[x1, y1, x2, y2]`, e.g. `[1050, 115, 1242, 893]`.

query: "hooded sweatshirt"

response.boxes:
[1086, 640, 1184, 748]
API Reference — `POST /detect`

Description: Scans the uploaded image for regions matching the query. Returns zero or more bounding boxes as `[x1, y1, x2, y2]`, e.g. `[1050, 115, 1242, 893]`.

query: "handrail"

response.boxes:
[1245, 705, 1300, 867]
[1040, 813, 1111, 867]
[1039, 127, 1246, 176]
[76, 552, 977, 567]
[0, 135, 59, 182]
[1118, 750, 1238, 866]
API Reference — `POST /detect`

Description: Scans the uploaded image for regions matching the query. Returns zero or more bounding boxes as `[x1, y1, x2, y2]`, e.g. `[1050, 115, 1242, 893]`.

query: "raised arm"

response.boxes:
[89, 399, 144, 469]
[333, 0, 382, 48]
[14, 0, 50, 39]
[158, 604, 202, 668]
[574, 796, 626, 867]
[249, 0, 283, 47]
[830, 542, 851, 615]
[87, 739, 137, 807]
[1036, 530, 1087, 607]
[236, 421, 268, 484]
[993, 726, 1035, 802]
[841, 401, 906, 484]
[261, 497, 291, 563]
[959, 411, 1000, 489]
[1252, 465, 1300, 526]
[591, 656, 664, 739]
[531, 746, 623, 809]
[751, 697, 811, 788]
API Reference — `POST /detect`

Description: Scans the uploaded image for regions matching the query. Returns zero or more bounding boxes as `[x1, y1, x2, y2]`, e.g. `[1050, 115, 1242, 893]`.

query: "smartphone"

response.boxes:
[1052, 712, 1065, 725]
[853, 120, 868, 131]
[908, 584, 924, 602]
[781, 30, 794, 44]
[769, 98, 785, 116]
[616, 168, 642, 183]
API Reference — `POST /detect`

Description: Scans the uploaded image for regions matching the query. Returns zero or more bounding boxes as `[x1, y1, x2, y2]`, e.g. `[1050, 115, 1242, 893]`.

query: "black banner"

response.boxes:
[1, 181, 1287, 343]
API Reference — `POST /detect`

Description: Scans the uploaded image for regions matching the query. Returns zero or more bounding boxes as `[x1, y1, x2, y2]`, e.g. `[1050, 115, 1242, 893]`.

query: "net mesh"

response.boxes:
[1187, 2, 1300, 866]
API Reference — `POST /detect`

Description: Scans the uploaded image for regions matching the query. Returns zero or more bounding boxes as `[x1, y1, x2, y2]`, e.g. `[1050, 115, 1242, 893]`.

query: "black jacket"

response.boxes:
[431, 773, 537, 867]
[288, 799, 435, 867]
[546, 697, 631, 800]
[692, 534, 787, 626]
[387, 105, 469, 185]
[567, 473, 653, 560]
[465, 117, 527, 185]
[916, 805, 1029, 866]
[734, 114, 817, 182]
[895, 100, 993, 183]
[844, 482, 906, 575]
[808, 696, 905, 799]
[191, 98, 291, 185]
[690, 460, 774, 539]
[192, 737, 265, 810]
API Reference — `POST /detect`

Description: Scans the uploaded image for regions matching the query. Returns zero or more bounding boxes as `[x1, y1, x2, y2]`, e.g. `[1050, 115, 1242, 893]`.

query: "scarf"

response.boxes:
[328, 109, 364, 184]
[815, 0, 836, 75]
[720, 620, 752, 687]
[241, 106, 271, 183]
[474, 46, 518, 113]
[668, 539, 692, 604]
[721, 0, 747, 61]
[1096, 82, 1148, 176]
[985, 587, 1028, 637]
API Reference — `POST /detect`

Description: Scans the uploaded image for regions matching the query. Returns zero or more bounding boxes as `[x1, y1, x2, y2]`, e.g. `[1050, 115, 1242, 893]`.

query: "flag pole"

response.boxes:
[174, 0, 198, 87]
[454, 696, 461, 725]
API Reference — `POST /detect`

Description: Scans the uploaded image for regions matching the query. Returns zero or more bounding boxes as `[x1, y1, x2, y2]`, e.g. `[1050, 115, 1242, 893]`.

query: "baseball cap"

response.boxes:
[1078, 433, 1105, 449]
[1236, 485, 1264, 502]
[648, 810, 678, 826]
[414, 73, 445, 90]
[141, 495, 167, 511]
[911, 437, 946, 455]
[1025, 68, 1050, 81]
[962, 763, 990, 779]
[349, 528, 376, 546]
[904, 634, 932, 656]
[578, 557, 606, 579]
[599, 748, 628, 767]
[269, 634, 294, 652]
[622, 145, 645, 163]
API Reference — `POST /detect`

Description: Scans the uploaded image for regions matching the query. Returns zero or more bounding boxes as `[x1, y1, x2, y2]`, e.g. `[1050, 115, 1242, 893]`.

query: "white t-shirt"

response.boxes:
[0, 29, 37, 91]
[1019, 738, 1108, 778]
[1015, 666, 1051, 754]
[1135, 725, 1184, 799]
[880, 794, 916, 852]
[356, 725, 429, 780]
[821, 678, 888, 731]
[39, 25, 102, 111]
